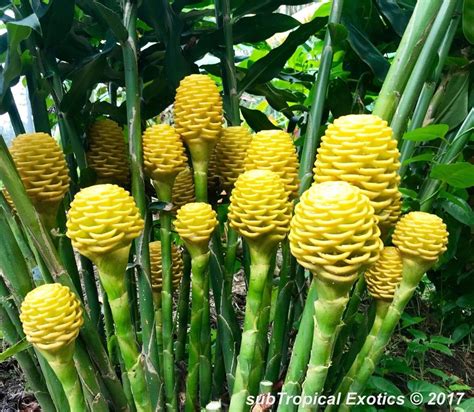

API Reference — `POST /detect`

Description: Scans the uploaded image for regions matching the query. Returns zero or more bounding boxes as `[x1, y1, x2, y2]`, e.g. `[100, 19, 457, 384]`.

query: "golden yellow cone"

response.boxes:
[175, 202, 217, 254]
[379, 190, 402, 235]
[207, 145, 221, 190]
[149, 240, 184, 293]
[143, 124, 188, 184]
[20, 283, 83, 353]
[313, 114, 400, 226]
[66, 184, 144, 260]
[172, 167, 195, 212]
[245, 130, 299, 199]
[289, 181, 382, 284]
[87, 119, 130, 186]
[228, 169, 291, 251]
[174, 74, 222, 164]
[392, 211, 448, 263]
[216, 126, 252, 190]
[365, 247, 403, 301]
[9, 133, 70, 216]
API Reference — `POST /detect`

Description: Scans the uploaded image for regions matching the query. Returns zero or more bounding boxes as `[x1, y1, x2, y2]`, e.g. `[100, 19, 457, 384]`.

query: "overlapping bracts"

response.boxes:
[66, 184, 144, 258]
[216, 126, 253, 190]
[9, 133, 70, 208]
[228, 169, 292, 243]
[392, 211, 448, 262]
[174, 74, 222, 146]
[172, 168, 195, 212]
[149, 241, 184, 293]
[289, 181, 382, 283]
[143, 124, 187, 181]
[313, 114, 400, 226]
[365, 247, 403, 301]
[175, 202, 217, 246]
[20, 284, 83, 352]
[379, 190, 402, 234]
[87, 119, 130, 185]
[245, 130, 299, 199]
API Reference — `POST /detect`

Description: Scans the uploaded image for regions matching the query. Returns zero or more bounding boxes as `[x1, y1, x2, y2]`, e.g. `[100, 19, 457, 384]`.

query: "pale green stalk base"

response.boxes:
[229, 244, 274, 412]
[97, 247, 152, 412]
[298, 277, 353, 412]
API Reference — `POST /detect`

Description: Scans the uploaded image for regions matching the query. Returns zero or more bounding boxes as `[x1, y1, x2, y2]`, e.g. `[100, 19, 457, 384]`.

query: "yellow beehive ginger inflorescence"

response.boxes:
[20, 283, 83, 353]
[379, 190, 402, 234]
[143, 124, 188, 182]
[289, 181, 382, 284]
[87, 119, 130, 185]
[365, 247, 403, 301]
[9, 133, 70, 211]
[313, 114, 400, 226]
[245, 130, 299, 199]
[175, 202, 218, 250]
[172, 168, 195, 211]
[216, 126, 253, 190]
[66, 184, 144, 260]
[174, 74, 222, 162]
[228, 169, 292, 246]
[392, 211, 448, 262]
[149, 241, 184, 293]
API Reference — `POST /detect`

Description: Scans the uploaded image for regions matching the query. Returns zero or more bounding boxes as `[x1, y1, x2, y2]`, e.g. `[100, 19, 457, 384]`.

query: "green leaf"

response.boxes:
[401, 152, 434, 166]
[407, 381, 446, 403]
[402, 124, 449, 142]
[439, 192, 474, 227]
[456, 292, 474, 309]
[92, 2, 128, 42]
[408, 328, 427, 341]
[328, 22, 348, 46]
[401, 313, 424, 329]
[427, 342, 453, 356]
[376, 0, 410, 36]
[0, 338, 31, 362]
[368, 376, 403, 396]
[430, 335, 454, 345]
[430, 162, 474, 189]
[426, 368, 451, 382]
[458, 398, 474, 412]
[451, 323, 472, 343]
[238, 17, 326, 92]
[240, 106, 281, 132]
[462, 0, 474, 44]
[39, 0, 75, 48]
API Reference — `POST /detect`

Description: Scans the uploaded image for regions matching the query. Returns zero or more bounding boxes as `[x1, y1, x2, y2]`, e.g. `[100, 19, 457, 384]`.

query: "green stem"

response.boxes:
[185, 251, 212, 411]
[80, 256, 104, 341]
[277, 279, 318, 412]
[298, 277, 353, 412]
[97, 247, 152, 412]
[123, 1, 161, 408]
[176, 250, 191, 364]
[5, 88, 26, 135]
[155, 181, 178, 411]
[229, 244, 274, 412]
[200, 259, 212, 407]
[331, 300, 390, 410]
[389, 0, 459, 141]
[153, 292, 166, 406]
[372, 0, 444, 122]
[194, 161, 209, 203]
[298, 0, 344, 194]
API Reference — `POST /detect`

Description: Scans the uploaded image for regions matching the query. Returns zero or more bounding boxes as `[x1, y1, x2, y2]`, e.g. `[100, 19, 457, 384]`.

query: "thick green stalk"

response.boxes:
[229, 245, 274, 412]
[277, 280, 317, 412]
[340, 258, 430, 409]
[40, 343, 85, 412]
[185, 251, 212, 411]
[298, 277, 353, 412]
[0, 137, 129, 412]
[266, 240, 296, 383]
[155, 181, 178, 410]
[389, 0, 459, 141]
[298, 0, 344, 194]
[373, 0, 443, 121]
[152, 292, 166, 407]
[194, 161, 209, 203]
[5, 88, 26, 135]
[97, 247, 152, 412]
[398, 11, 461, 176]
[122, 1, 161, 407]
[200, 261, 212, 407]
[176, 250, 191, 363]
[331, 300, 390, 410]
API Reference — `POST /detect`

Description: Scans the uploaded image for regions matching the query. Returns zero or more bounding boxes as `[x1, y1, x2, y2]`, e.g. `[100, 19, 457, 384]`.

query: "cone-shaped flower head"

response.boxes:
[290, 181, 382, 285]
[245, 130, 299, 199]
[365, 247, 403, 301]
[216, 126, 253, 190]
[175, 202, 217, 255]
[9, 133, 70, 213]
[228, 169, 292, 254]
[313, 114, 400, 226]
[66, 184, 144, 261]
[172, 167, 195, 212]
[149, 241, 184, 293]
[143, 124, 188, 184]
[20, 284, 83, 354]
[379, 190, 402, 235]
[174, 74, 222, 164]
[392, 211, 448, 263]
[87, 119, 130, 185]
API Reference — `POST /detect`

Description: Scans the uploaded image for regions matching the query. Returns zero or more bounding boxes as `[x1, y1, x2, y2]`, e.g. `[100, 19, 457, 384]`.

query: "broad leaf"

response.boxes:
[93, 2, 128, 43]
[439, 191, 474, 226]
[430, 162, 474, 189]
[402, 124, 449, 142]
[241, 106, 281, 132]
[376, 0, 410, 36]
[463, 0, 474, 44]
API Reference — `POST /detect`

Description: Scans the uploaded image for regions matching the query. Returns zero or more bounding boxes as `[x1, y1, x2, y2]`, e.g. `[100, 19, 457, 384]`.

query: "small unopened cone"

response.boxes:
[149, 240, 184, 293]
[365, 247, 403, 301]
[172, 168, 195, 212]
